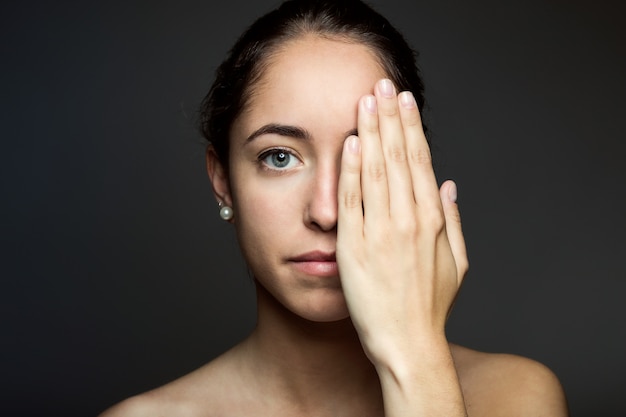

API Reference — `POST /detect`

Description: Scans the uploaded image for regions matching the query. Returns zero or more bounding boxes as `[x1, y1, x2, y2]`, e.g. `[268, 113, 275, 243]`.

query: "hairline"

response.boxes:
[228, 32, 392, 149]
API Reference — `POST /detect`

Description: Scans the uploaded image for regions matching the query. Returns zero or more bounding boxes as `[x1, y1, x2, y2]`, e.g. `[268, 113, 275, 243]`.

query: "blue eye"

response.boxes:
[259, 148, 301, 171]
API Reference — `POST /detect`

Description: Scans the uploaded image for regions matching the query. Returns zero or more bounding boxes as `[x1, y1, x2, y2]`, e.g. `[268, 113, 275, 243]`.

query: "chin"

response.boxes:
[257, 280, 351, 323]
[290, 289, 352, 323]
[300, 304, 351, 323]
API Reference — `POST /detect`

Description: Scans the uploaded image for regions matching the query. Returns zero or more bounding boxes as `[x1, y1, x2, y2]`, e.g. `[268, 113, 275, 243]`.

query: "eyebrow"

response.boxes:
[244, 123, 358, 144]
[245, 123, 311, 143]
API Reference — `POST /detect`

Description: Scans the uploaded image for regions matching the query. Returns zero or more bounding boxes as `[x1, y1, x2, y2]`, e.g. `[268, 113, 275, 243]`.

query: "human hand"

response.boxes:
[336, 79, 468, 365]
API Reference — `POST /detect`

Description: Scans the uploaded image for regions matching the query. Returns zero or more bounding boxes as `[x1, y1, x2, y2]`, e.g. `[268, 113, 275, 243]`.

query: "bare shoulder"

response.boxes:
[450, 343, 568, 417]
[98, 346, 245, 417]
[98, 391, 170, 417]
[97, 378, 207, 417]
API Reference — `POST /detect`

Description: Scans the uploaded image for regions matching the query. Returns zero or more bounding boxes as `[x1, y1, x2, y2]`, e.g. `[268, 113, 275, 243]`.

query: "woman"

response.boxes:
[101, 0, 568, 415]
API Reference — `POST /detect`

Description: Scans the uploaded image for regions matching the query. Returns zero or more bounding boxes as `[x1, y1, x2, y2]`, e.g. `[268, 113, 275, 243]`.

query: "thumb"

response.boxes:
[440, 180, 469, 284]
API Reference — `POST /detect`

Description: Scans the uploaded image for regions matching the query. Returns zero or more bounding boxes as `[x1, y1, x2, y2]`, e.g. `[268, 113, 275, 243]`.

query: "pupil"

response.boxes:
[273, 151, 289, 167]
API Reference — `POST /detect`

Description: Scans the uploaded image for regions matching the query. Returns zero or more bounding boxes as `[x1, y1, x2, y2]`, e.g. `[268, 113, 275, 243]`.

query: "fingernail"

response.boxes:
[399, 91, 416, 108]
[379, 79, 394, 98]
[363, 95, 377, 113]
[347, 135, 360, 154]
[448, 182, 457, 203]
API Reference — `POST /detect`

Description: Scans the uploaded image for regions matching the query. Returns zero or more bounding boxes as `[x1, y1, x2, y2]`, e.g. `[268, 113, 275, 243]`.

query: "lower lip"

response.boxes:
[291, 261, 339, 277]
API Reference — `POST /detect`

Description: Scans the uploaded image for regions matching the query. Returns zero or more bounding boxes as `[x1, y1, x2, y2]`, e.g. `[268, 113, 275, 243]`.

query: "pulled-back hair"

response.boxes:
[200, 0, 427, 167]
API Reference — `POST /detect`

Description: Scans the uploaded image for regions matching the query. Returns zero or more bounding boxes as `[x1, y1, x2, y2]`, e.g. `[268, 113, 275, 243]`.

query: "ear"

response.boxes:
[206, 145, 233, 210]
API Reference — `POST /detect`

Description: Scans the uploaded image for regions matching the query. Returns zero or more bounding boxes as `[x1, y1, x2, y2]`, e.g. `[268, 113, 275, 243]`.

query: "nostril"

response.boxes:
[307, 206, 338, 232]
[306, 196, 338, 232]
[305, 167, 339, 232]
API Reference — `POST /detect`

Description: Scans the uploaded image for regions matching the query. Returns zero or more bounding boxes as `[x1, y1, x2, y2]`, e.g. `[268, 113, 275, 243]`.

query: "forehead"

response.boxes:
[233, 35, 386, 138]
[264, 34, 384, 81]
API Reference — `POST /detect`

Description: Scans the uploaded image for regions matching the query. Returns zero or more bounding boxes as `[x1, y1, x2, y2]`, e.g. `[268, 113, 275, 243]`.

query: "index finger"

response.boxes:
[398, 90, 440, 210]
[338, 135, 364, 239]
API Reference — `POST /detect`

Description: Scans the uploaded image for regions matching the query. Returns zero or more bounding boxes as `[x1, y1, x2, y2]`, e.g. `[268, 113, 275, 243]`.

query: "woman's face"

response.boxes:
[214, 35, 386, 322]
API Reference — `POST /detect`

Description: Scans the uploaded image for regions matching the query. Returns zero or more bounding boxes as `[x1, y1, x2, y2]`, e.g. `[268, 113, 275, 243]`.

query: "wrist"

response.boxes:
[370, 335, 467, 417]
[365, 331, 452, 374]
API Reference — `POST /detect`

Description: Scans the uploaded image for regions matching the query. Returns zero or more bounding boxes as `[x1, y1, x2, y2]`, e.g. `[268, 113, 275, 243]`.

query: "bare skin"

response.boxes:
[101, 292, 567, 417]
[100, 36, 568, 417]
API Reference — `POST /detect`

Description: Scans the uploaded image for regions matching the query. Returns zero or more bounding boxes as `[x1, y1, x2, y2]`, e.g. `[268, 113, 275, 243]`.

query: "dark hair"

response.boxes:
[200, 0, 427, 168]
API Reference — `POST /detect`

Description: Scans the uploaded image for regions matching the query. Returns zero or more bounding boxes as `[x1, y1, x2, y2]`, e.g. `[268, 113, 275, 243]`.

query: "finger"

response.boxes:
[358, 94, 390, 223]
[338, 135, 364, 239]
[439, 180, 469, 284]
[399, 91, 441, 211]
[374, 79, 414, 214]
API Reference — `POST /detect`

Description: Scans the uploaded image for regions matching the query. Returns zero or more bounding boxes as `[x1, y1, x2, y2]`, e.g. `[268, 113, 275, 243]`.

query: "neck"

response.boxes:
[241, 282, 383, 413]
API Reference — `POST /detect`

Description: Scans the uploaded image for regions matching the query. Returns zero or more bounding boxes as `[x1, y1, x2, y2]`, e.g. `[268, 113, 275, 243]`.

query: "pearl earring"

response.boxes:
[218, 202, 234, 221]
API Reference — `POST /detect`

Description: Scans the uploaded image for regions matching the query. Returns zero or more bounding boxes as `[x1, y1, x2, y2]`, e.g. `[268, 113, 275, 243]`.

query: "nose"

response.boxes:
[304, 162, 338, 232]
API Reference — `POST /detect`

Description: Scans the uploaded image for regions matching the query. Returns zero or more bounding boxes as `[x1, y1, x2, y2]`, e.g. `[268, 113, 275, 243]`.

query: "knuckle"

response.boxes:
[394, 214, 418, 235]
[385, 145, 406, 163]
[447, 207, 462, 226]
[409, 148, 432, 166]
[379, 104, 398, 117]
[342, 191, 362, 209]
[342, 161, 361, 175]
[421, 207, 445, 231]
[367, 163, 386, 182]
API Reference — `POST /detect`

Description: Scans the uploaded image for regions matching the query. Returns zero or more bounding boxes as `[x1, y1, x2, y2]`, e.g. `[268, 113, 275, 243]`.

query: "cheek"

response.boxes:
[234, 173, 303, 214]
[231, 174, 306, 249]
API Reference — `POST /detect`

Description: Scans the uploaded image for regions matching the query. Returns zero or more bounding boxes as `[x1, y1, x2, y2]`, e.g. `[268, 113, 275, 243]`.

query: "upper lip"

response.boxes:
[289, 250, 336, 262]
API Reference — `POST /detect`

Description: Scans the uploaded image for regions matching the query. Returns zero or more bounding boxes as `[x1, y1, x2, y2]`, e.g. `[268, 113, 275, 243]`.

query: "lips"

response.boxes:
[289, 250, 338, 277]
[290, 250, 336, 262]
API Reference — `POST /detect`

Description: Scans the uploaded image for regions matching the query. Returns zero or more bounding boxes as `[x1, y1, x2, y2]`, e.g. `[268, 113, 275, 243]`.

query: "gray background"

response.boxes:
[2, 0, 624, 416]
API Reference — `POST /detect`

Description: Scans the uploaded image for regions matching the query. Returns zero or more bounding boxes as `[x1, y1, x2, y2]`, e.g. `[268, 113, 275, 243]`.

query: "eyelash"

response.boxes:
[256, 147, 302, 173]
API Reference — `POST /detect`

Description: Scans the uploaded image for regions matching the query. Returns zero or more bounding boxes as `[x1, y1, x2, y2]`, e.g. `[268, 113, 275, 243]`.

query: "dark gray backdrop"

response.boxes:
[2, 0, 624, 416]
